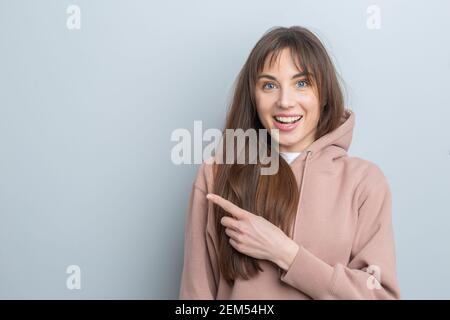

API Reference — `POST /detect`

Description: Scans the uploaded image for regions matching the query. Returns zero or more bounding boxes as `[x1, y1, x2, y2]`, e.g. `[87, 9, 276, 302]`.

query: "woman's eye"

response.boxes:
[296, 80, 308, 88]
[262, 80, 307, 90]
[263, 82, 276, 90]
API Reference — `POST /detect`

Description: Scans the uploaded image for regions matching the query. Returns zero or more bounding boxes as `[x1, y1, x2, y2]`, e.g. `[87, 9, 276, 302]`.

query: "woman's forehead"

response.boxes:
[260, 48, 305, 74]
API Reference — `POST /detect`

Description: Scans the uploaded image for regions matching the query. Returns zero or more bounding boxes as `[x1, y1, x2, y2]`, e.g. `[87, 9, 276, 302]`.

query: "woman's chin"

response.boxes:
[278, 142, 301, 152]
[278, 136, 303, 148]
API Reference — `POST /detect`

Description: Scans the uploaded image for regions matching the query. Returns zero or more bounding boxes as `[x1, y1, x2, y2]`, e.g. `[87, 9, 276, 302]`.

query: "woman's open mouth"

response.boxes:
[272, 115, 303, 132]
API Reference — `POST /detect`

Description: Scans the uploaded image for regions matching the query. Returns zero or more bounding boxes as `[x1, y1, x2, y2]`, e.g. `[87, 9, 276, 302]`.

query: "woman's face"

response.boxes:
[254, 48, 321, 152]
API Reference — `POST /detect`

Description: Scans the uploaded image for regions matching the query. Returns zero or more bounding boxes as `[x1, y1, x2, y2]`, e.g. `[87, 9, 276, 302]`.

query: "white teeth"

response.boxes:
[274, 116, 302, 123]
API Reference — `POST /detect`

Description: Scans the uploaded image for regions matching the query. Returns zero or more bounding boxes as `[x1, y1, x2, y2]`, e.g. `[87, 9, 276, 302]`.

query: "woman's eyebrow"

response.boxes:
[257, 71, 308, 81]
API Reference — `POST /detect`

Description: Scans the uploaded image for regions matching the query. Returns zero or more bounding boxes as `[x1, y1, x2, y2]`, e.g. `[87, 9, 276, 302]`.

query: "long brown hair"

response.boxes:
[212, 26, 345, 285]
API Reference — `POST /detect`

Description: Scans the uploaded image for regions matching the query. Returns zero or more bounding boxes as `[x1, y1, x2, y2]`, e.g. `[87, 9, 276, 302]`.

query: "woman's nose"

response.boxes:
[277, 87, 295, 109]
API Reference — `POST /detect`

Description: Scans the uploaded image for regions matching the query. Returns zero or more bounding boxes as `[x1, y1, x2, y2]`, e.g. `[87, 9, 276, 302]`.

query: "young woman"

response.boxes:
[179, 26, 401, 299]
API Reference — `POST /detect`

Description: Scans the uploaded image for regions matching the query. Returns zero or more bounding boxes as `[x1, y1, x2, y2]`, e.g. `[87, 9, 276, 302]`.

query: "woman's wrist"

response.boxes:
[274, 238, 299, 271]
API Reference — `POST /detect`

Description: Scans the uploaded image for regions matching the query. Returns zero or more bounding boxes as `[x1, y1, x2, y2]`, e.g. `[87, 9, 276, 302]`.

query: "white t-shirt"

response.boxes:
[280, 152, 301, 164]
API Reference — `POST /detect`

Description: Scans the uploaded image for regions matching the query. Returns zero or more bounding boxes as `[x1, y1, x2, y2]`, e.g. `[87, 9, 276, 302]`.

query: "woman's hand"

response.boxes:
[206, 193, 299, 271]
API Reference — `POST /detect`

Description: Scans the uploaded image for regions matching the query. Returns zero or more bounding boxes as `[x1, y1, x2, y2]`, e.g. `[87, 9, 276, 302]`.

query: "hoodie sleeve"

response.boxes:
[279, 169, 401, 300]
[179, 164, 219, 299]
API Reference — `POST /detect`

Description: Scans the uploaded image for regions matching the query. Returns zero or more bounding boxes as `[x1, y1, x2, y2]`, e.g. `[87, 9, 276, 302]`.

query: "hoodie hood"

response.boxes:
[293, 108, 355, 163]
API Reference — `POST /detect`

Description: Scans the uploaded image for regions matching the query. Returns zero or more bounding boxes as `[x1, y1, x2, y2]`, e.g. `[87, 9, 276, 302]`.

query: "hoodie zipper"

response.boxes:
[290, 150, 312, 242]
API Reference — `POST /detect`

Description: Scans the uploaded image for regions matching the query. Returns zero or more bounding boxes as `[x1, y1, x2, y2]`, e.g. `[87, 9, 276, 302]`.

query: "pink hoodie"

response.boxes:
[179, 109, 401, 299]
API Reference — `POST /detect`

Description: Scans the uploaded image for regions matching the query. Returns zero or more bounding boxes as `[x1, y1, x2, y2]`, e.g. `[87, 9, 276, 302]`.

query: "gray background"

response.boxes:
[0, 0, 449, 299]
